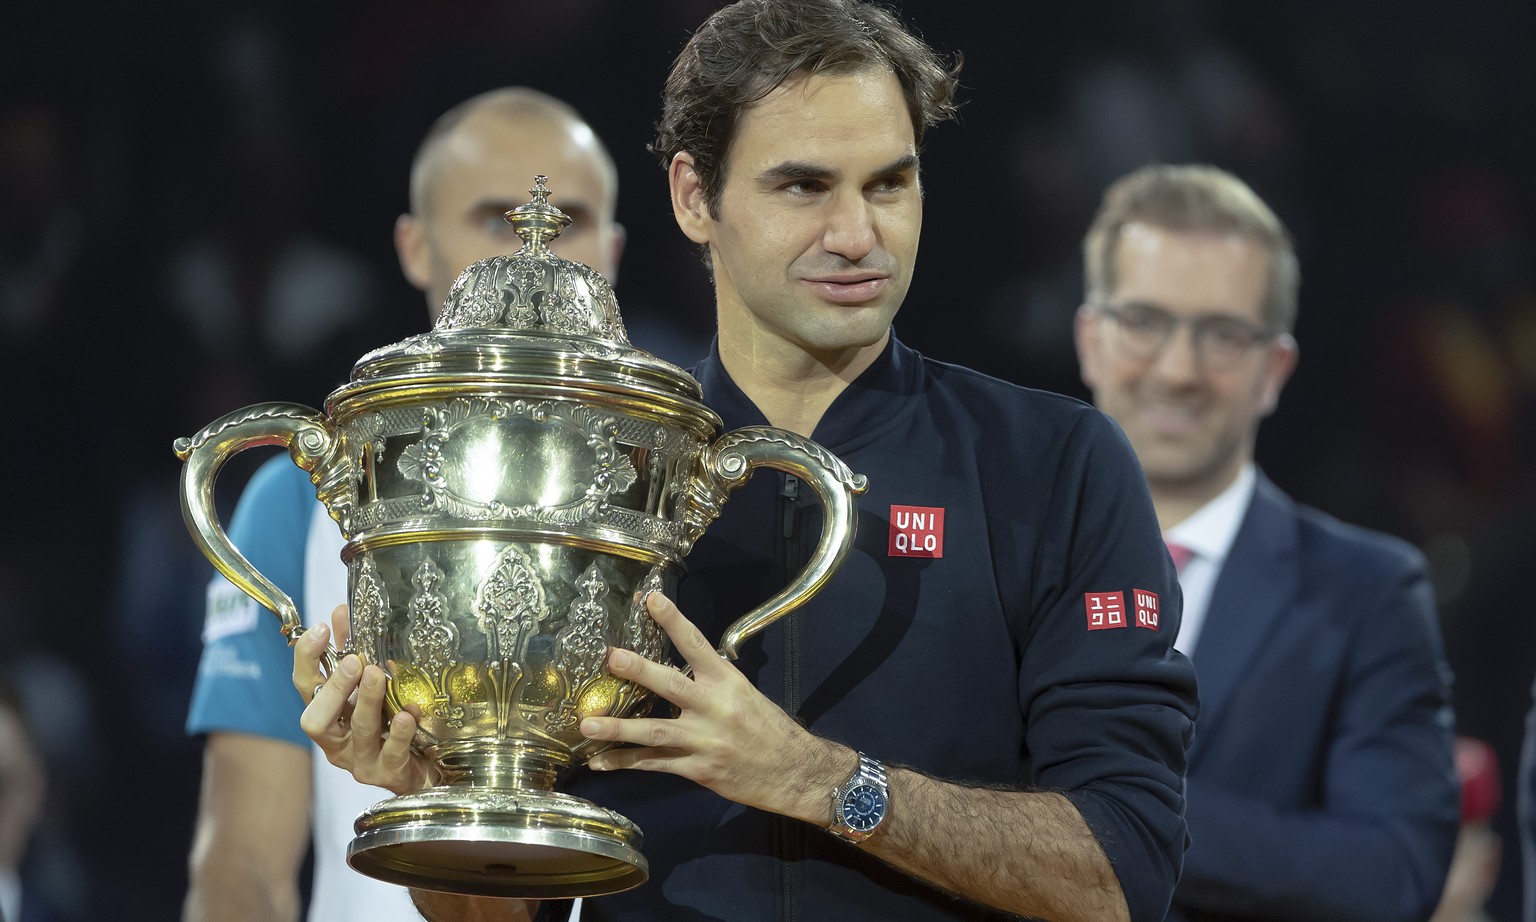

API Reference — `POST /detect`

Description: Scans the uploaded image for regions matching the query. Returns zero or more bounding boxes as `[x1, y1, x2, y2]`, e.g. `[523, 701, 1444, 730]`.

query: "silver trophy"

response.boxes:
[175, 177, 868, 898]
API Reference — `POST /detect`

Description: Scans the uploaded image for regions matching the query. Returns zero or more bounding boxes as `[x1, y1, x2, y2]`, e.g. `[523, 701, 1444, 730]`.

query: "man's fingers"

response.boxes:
[347, 664, 389, 762]
[582, 712, 695, 749]
[329, 604, 352, 649]
[380, 709, 422, 777]
[587, 741, 688, 775]
[292, 620, 331, 701]
[300, 653, 362, 745]
[604, 646, 697, 709]
[644, 592, 723, 676]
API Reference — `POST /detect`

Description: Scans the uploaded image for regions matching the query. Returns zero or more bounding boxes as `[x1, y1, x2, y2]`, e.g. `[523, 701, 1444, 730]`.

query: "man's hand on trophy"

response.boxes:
[579, 592, 852, 826]
[292, 605, 437, 796]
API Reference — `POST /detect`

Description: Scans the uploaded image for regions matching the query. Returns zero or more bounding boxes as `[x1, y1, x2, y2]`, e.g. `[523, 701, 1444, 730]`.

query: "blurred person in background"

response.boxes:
[1, 673, 85, 922]
[181, 86, 631, 922]
[0, 676, 45, 922]
[1072, 163, 1459, 922]
[1430, 736, 1500, 922]
[1520, 682, 1536, 922]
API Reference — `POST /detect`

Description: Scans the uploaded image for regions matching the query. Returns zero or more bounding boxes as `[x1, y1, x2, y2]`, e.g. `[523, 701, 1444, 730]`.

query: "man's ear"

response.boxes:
[607, 221, 627, 286]
[395, 213, 431, 292]
[669, 153, 712, 245]
[1258, 334, 1299, 417]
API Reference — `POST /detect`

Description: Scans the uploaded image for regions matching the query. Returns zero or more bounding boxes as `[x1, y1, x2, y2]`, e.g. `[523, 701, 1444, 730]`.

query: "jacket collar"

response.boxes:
[693, 332, 921, 452]
[1186, 471, 1299, 759]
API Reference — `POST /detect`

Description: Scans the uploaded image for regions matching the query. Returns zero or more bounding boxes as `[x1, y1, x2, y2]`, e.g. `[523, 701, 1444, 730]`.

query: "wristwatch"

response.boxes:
[828, 752, 890, 843]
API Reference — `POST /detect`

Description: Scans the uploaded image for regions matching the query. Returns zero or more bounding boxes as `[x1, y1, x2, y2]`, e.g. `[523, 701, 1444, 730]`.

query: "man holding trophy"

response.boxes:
[282, 2, 1200, 921]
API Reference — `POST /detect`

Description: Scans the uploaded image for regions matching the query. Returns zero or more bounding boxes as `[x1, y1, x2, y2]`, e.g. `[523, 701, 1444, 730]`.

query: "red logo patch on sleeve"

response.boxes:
[889, 505, 944, 558]
[1085, 591, 1126, 630]
[1133, 589, 1160, 631]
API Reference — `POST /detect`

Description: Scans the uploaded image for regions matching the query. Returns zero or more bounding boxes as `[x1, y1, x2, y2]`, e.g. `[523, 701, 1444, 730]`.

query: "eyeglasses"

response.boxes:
[1090, 302, 1279, 369]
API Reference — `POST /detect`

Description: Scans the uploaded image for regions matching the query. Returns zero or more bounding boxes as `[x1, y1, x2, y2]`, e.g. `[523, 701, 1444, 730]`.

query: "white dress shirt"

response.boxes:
[0, 867, 21, 922]
[1164, 463, 1256, 658]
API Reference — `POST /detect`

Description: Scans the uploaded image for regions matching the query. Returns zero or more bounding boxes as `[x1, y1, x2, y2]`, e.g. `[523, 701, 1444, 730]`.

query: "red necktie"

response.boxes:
[1165, 541, 1193, 573]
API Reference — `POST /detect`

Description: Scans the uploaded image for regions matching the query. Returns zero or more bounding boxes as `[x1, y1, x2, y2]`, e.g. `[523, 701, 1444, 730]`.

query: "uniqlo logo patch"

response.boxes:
[888, 505, 944, 558]
[1133, 589, 1160, 630]
[1085, 591, 1126, 630]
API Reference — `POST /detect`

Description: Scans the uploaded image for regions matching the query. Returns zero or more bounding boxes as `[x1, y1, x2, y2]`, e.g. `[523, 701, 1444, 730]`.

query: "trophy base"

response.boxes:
[347, 786, 648, 899]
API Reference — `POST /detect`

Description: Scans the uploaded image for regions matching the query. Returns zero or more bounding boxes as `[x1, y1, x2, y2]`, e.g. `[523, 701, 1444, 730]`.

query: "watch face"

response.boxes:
[841, 783, 888, 832]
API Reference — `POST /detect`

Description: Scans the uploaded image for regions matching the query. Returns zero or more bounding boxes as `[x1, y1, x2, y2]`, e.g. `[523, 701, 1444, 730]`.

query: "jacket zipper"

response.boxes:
[776, 473, 803, 922]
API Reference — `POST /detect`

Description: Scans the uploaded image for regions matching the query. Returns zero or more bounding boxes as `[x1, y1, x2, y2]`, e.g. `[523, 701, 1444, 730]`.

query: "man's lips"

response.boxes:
[1136, 401, 1205, 435]
[802, 275, 889, 304]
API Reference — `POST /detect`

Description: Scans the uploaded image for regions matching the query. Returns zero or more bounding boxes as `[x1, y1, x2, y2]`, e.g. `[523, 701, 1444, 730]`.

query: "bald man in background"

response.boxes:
[182, 88, 627, 922]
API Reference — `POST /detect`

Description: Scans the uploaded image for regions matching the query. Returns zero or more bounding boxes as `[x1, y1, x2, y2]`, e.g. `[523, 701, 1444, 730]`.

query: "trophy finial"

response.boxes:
[504, 174, 572, 254]
[530, 175, 552, 203]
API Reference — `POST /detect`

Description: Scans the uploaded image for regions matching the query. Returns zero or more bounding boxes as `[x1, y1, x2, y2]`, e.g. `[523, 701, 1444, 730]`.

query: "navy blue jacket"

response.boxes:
[564, 336, 1198, 922]
[1170, 474, 1457, 922]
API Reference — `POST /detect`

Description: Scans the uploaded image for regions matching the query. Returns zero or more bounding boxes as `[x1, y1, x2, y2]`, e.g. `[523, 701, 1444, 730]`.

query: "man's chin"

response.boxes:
[1140, 451, 1219, 488]
[795, 319, 892, 355]
[1145, 453, 1247, 499]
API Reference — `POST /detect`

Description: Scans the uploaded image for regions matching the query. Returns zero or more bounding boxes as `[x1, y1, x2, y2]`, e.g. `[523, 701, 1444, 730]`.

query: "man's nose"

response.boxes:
[822, 192, 876, 261]
[1150, 321, 1204, 384]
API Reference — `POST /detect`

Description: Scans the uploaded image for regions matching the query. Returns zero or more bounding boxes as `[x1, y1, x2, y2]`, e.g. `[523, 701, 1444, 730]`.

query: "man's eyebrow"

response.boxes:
[755, 161, 837, 185]
[467, 199, 521, 216]
[879, 153, 921, 177]
[755, 153, 921, 187]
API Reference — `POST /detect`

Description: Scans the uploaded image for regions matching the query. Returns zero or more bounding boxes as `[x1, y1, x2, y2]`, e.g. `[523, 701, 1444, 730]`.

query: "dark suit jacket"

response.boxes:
[6, 847, 92, 922]
[1522, 676, 1536, 922]
[12, 886, 70, 922]
[1169, 473, 1459, 922]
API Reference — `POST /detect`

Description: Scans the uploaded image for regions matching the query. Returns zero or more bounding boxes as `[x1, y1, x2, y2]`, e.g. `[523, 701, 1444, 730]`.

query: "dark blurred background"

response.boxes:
[3, 1, 1533, 918]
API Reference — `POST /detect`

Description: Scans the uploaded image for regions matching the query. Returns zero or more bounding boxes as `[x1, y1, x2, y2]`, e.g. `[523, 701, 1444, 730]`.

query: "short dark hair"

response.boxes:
[651, 0, 961, 217]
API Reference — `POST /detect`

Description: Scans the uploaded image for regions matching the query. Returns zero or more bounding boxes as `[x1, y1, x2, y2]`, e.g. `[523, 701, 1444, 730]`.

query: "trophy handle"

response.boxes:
[683, 426, 869, 660]
[174, 401, 356, 651]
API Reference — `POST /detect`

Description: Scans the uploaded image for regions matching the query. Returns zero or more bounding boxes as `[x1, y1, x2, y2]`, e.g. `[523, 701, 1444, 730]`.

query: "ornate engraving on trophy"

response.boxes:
[626, 569, 667, 665]
[589, 428, 638, 501]
[549, 262, 627, 340]
[598, 509, 680, 547]
[548, 268, 591, 332]
[350, 411, 387, 450]
[404, 558, 468, 728]
[476, 545, 546, 662]
[497, 262, 547, 330]
[350, 555, 388, 662]
[347, 411, 394, 507]
[407, 559, 451, 668]
[398, 333, 439, 356]
[547, 563, 611, 733]
[397, 397, 638, 526]
[474, 545, 546, 739]
[437, 257, 623, 344]
[441, 257, 515, 328]
[473, 791, 523, 814]
[579, 568, 669, 725]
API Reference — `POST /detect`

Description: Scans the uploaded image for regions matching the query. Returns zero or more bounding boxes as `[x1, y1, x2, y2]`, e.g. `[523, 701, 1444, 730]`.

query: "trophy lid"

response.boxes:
[433, 175, 627, 341]
[335, 177, 710, 427]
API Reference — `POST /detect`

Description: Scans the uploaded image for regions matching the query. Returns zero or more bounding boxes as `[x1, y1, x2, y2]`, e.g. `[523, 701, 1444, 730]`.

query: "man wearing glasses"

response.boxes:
[1073, 164, 1460, 921]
